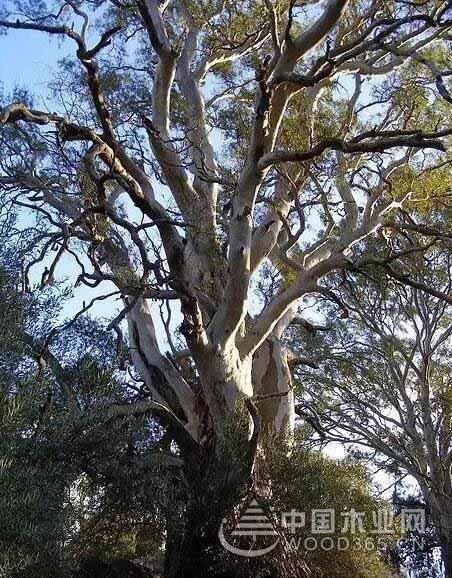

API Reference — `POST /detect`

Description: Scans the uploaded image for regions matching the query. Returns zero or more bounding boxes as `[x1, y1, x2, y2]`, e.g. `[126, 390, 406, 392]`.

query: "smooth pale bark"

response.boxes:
[253, 338, 295, 435]
[127, 299, 200, 435]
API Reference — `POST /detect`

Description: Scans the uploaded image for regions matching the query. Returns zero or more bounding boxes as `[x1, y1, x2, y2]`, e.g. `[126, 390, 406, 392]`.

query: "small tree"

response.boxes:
[298, 255, 452, 576]
[266, 445, 396, 578]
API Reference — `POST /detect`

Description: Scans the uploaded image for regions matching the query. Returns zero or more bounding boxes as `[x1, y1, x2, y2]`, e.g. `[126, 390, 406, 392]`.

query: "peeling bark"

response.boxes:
[253, 339, 295, 436]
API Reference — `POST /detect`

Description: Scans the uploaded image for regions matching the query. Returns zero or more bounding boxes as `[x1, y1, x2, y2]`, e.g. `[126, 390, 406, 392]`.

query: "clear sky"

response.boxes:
[1, 29, 65, 96]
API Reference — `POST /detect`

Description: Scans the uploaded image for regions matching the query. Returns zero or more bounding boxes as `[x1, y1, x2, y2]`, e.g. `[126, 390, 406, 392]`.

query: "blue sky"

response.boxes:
[0, 25, 185, 351]
[1, 29, 64, 95]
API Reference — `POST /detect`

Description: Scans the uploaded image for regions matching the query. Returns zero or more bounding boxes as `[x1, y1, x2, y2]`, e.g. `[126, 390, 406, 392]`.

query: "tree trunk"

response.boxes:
[253, 336, 295, 437]
[164, 341, 295, 577]
[442, 537, 452, 578]
[437, 514, 452, 578]
[164, 441, 254, 578]
[129, 304, 296, 576]
[165, 500, 226, 578]
[165, 504, 206, 578]
[428, 495, 452, 578]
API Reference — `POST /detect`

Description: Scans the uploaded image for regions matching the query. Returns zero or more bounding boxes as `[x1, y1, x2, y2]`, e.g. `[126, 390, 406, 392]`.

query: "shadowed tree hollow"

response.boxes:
[1, 0, 452, 576]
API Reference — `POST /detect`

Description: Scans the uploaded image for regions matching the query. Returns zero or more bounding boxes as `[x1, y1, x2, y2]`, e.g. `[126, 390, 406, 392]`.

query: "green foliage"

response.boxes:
[0, 265, 69, 577]
[264, 445, 396, 578]
[0, 257, 174, 576]
[387, 163, 452, 211]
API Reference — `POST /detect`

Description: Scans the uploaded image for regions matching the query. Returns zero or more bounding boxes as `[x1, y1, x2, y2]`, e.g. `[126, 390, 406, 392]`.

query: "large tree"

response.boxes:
[1, 0, 452, 575]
